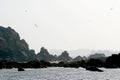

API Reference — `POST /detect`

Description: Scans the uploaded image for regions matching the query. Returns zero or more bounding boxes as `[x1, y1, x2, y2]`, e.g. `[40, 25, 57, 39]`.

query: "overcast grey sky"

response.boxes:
[1, 0, 120, 53]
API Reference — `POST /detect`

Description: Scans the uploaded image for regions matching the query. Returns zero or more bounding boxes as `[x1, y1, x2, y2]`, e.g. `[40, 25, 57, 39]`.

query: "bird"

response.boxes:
[34, 24, 38, 28]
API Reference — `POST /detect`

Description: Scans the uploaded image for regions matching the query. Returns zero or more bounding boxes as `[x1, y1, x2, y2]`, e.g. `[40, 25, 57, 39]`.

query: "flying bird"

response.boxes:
[34, 24, 38, 28]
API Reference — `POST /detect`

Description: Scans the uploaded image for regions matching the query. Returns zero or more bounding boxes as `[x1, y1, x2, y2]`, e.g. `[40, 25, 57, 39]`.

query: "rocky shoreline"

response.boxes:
[0, 26, 120, 72]
[0, 60, 115, 72]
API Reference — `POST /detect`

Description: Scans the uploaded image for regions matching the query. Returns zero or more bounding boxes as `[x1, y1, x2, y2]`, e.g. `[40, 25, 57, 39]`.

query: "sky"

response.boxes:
[1, 0, 120, 53]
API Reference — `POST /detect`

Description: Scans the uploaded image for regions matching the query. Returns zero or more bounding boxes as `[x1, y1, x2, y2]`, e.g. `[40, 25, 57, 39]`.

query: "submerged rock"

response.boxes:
[85, 66, 103, 72]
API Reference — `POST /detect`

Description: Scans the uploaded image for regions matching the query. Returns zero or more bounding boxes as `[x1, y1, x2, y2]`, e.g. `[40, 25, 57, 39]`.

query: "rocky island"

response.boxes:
[0, 26, 119, 72]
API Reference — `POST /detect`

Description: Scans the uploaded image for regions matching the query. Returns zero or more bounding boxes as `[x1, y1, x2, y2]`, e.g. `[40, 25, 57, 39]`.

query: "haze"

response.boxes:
[1, 0, 120, 53]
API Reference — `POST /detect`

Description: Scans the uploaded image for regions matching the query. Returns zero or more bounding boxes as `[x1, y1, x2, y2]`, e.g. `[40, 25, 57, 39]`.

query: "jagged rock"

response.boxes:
[57, 51, 72, 61]
[37, 49, 73, 62]
[72, 56, 83, 62]
[37, 47, 57, 61]
[0, 26, 37, 62]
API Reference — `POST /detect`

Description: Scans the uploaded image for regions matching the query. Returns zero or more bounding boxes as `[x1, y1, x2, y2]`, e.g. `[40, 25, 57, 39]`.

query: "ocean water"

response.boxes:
[0, 67, 120, 80]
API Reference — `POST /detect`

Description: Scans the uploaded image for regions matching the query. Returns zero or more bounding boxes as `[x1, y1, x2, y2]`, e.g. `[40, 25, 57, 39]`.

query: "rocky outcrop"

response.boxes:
[88, 53, 105, 59]
[37, 47, 57, 61]
[37, 48, 73, 62]
[105, 53, 120, 68]
[72, 56, 83, 62]
[0, 26, 37, 62]
[88, 53, 106, 62]
[57, 51, 72, 61]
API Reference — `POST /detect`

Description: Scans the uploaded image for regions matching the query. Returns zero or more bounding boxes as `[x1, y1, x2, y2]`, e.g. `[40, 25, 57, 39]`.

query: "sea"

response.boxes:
[0, 67, 120, 80]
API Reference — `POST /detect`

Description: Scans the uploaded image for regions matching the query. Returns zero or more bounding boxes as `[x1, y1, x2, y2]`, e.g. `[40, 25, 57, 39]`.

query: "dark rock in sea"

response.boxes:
[88, 53, 106, 63]
[86, 58, 105, 67]
[0, 66, 2, 69]
[85, 66, 103, 72]
[27, 60, 42, 68]
[63, 64, 70, 68]
[72, 56, 83, 62]
[59, 61, 79, 68]
[18, 67, 25, 71]
[37, 47, 57, 61]
[105, 53, 120, 68]
[57, 51, 72, 61]
[0, 26, 37, 62]
[58, 61, 65, 67]
[69, 62, 79, 68]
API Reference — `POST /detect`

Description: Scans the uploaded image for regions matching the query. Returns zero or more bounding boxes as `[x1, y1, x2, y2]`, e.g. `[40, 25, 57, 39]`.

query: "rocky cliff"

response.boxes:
[0, 26, 36, 62]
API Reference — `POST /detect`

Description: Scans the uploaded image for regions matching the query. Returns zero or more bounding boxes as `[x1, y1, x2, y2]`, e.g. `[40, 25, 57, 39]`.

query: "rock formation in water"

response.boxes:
[88, 53, 106, 62]
[57, 51, 72, 61]
[0, 26, 109, 64]
[85, 66, 103, 72]
[72, 56, 83, 62]
[105, 53, 120, 68]
[37, 47, 57, 61]
[0, 26, 37, 62]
